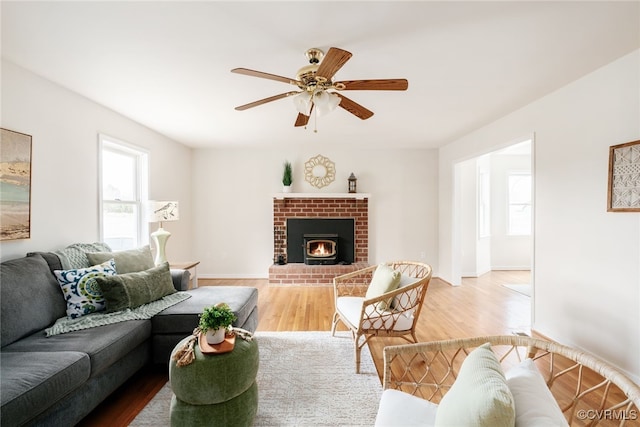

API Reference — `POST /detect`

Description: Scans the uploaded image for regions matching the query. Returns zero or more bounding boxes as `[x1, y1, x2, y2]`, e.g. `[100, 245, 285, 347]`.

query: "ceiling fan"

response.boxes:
[231, 47, 408, 128]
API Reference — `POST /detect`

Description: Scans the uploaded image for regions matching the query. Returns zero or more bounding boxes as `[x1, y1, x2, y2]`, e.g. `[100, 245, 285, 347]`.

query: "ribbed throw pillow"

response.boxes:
[95, 262, 176, 312]
[434, 343, 516, 427]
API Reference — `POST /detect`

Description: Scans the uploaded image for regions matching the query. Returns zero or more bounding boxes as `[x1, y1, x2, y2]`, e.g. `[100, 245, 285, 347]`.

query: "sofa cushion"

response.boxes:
[336, 296, 414, 331]
[0, 255, 67, 347]
[2, 320, 151, 377]
[27, 251, 63, 272]
[152, 287, 258, 335]
[434, 343, 515, 427]
[54, 259, 117, 319]
[95, 262, 176, 312]
[86, 245, 155, 274]
[0, 351, 90, 426]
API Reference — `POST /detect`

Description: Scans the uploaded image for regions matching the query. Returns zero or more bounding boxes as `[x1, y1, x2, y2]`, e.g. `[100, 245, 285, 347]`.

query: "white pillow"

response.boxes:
[375, 389, 438, 426]
[434, 343, 515, 427]
[505, 359, 568, 427]
[392, 274, 421, 310]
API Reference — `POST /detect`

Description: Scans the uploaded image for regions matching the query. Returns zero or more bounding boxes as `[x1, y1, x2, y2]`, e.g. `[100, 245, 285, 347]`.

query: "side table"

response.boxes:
[170, 261, 200, 289]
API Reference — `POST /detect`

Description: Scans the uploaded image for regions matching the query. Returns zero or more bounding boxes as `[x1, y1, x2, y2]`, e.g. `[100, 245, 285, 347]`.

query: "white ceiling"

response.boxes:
[2, 1, 639, 149]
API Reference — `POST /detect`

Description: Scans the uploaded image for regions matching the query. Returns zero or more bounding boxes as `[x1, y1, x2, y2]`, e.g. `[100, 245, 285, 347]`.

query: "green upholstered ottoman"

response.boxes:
[169, 335, 259, 427]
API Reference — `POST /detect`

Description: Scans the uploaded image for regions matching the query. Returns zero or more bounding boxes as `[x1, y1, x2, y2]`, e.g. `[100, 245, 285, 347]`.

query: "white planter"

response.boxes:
[282, 185, 292, 193]
[205, 327, 227, 345]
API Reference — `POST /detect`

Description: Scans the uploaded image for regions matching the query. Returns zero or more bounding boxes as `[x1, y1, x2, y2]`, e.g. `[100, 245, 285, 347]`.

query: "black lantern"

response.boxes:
[348, 173, 357, 193]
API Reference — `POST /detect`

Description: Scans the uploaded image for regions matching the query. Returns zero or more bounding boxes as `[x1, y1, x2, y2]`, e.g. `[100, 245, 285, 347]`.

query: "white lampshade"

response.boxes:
[313, 90, 341, 116]
[293, 91, 312, 115]
[147, 201, 179, 224]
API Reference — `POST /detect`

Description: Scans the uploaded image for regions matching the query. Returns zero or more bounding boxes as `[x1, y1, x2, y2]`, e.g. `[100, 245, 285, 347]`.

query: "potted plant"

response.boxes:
[282, 160, 293, 193]
[199, 303, 237, 345]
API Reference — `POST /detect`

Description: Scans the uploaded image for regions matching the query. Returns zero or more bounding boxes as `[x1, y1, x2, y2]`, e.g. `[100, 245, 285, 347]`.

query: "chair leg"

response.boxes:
[331, 312, 340, 336]
[354, 334, 366, 374]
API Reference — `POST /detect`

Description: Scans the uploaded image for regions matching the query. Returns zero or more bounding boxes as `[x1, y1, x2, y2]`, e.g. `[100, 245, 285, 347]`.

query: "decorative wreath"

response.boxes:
[304, 154, 336, 188]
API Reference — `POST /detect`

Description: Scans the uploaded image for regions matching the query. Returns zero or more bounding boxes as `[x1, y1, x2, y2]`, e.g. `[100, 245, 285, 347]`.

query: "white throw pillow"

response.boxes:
[434, 343, 516, 427]
[375, 389, 438, 426]
[365, 264, 401, 310]
[505, 359, 568, 427]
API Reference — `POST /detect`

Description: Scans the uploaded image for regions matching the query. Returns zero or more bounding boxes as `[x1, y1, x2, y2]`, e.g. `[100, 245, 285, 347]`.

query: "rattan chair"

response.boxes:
[379, 335, 640, 426]
[331, 261, 432, 373]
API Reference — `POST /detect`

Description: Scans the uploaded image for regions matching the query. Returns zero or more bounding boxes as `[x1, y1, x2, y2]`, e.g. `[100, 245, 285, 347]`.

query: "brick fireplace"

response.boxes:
[269, 193, 370, 285]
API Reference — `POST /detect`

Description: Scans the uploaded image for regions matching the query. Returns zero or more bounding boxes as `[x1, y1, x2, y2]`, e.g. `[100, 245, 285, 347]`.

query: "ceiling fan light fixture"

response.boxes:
[293, 91, 312, 115]
[313, 90, 340, 116]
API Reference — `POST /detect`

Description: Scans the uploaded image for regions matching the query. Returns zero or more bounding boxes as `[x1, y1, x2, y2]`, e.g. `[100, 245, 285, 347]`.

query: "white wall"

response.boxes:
[490, 153, 532, 270]
[191, 147, 439, 278]
[0, 60, 193, 262]
[439, 50, 640, 381]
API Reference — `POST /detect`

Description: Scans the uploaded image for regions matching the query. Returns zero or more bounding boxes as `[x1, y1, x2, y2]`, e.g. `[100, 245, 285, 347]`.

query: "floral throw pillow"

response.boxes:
[54, 259, 117, 319]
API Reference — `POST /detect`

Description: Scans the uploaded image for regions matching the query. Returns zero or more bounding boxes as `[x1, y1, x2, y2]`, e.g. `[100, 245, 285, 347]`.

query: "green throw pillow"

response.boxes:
[365, 264, 402, 310]
[95, 262, 176, 312]
[87, 245, 155, 274]
[434, 343, 516, 427]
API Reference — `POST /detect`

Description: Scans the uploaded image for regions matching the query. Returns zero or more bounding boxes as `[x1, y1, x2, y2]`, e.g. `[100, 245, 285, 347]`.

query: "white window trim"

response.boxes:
[98, 134, 150, 247]
[506, 170, 532, 236]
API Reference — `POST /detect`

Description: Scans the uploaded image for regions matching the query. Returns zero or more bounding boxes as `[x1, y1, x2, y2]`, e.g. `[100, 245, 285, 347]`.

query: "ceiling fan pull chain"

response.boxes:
[314, 102, 318, 133]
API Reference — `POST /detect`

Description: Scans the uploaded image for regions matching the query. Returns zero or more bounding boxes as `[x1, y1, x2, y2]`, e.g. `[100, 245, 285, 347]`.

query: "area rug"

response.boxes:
[130, 331, 382, 426]
[502, 283, 532, 297]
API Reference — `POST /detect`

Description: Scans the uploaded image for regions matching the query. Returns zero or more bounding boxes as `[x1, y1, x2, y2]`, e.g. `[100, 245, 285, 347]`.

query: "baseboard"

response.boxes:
[199, 273, 268, 279]
[491, 266, 532, 271]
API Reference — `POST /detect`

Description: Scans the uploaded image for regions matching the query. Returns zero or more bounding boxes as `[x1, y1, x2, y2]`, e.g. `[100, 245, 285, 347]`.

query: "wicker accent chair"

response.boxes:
[331, 261, 432, 373]
[379, 335, 640, 426]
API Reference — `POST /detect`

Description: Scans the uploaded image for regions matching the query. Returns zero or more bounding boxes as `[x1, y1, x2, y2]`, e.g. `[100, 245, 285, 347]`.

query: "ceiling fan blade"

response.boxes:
[294, 104, 314, 127]
[231, 68, 299, 85]
[235, 91, 300, 111]
[295, 113, 310, 127]
[316, 47, 352, 80]
[335, 79, 408, 91]
[336, 94, 374, 120]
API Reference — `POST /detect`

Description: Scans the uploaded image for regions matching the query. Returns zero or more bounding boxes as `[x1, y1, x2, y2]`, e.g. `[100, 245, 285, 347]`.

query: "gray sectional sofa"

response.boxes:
[0, 248, 258, 426]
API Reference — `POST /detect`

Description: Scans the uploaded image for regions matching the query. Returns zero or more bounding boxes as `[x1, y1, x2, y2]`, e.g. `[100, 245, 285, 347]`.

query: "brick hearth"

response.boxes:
[268, 262, 369, 286]
[271, 194, 370, 285]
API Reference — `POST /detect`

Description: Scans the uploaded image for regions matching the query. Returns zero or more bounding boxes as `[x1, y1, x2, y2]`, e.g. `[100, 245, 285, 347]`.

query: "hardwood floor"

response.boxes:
[79, 270, 531, 426]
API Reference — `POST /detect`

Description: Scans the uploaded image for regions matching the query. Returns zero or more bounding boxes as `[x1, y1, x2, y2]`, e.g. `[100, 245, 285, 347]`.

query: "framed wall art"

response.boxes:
[607, 139, 640, 212]
[1, 128, 32, 240]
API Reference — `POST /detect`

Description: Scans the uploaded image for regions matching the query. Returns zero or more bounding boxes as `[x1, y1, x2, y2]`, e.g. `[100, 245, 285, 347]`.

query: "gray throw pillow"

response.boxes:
[95, 262, 176, 312]
[87, 245, 154, 274]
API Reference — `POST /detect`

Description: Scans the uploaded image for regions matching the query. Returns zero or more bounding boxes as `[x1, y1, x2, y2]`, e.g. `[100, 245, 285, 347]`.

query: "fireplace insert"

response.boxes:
[286, 218, 355, 264]
[303, 234, 338, 265]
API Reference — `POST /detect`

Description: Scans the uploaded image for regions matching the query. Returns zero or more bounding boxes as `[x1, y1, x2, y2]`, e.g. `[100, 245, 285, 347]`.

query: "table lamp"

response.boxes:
[148, 201, 179, 265]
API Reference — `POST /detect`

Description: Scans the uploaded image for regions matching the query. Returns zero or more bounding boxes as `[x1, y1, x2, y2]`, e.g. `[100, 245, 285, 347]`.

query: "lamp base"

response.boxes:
[151, 227, 171, 265]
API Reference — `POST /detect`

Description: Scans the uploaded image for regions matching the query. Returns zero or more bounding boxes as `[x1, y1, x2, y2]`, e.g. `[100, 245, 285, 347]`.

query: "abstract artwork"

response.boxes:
[1, 128, 32, 240]
[608, 140, 640, 212]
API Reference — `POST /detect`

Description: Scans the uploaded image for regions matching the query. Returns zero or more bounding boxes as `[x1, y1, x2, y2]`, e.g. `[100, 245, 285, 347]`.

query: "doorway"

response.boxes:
[453, 138, 534, 321]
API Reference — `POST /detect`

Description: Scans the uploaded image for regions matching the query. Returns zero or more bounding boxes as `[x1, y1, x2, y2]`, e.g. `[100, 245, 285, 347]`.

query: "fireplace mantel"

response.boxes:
[273, 193, 370, 200]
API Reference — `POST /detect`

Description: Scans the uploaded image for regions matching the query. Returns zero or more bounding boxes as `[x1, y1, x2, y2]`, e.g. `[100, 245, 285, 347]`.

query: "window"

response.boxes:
[99, 135, 149, 250]
[507, 172, 531, 235]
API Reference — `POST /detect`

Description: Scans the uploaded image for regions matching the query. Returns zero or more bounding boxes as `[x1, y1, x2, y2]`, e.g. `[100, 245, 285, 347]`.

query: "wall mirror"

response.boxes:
[304, 154, 336, 188]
